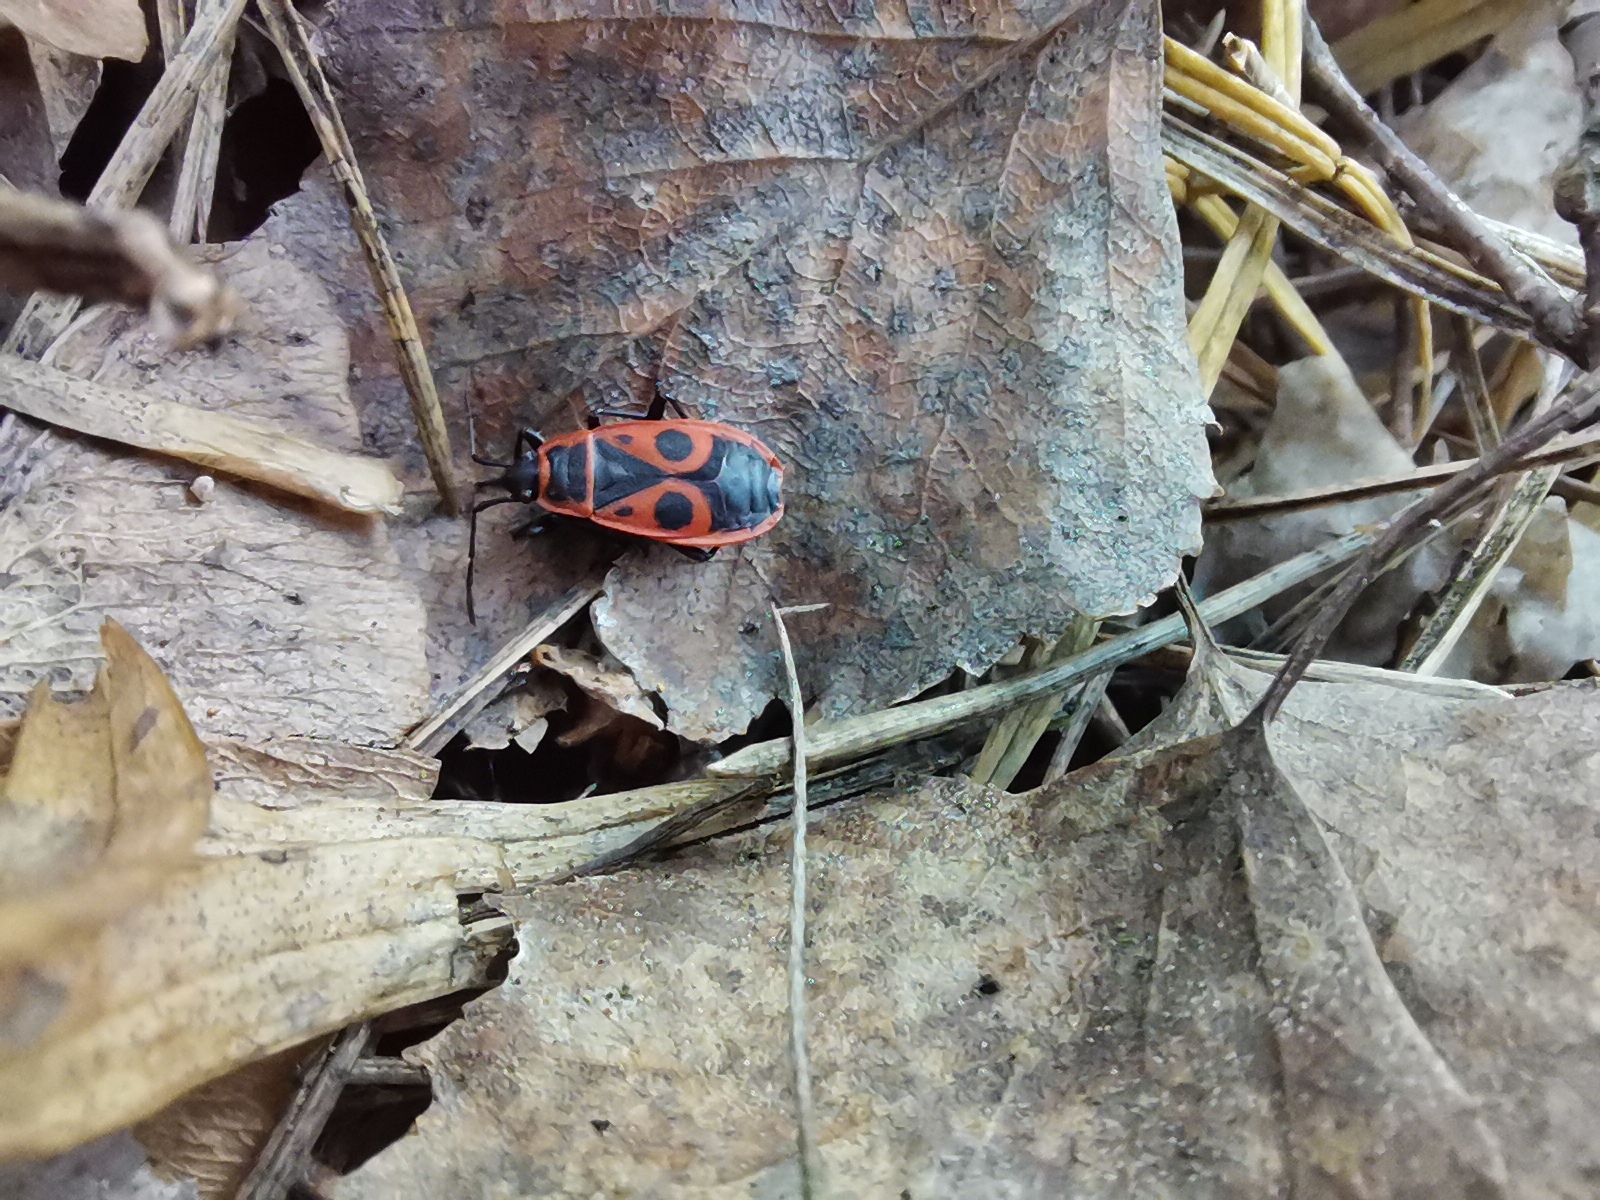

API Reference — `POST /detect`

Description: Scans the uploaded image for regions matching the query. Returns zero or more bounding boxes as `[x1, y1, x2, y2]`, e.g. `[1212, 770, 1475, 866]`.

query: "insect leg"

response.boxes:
[670, 545, 717, 563]
[509, 508, 556, 540]
[591, 395, 690, 424]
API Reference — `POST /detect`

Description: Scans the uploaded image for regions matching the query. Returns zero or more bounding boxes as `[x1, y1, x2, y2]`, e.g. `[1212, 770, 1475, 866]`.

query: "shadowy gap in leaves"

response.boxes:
[430, 633, 991, 805]
[58, 33, 318, 242]
[309, 935, 521, 1182]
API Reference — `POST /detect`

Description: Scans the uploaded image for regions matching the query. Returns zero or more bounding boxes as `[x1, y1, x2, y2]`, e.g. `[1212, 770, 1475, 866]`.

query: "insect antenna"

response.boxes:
[466, 495, 522, 625]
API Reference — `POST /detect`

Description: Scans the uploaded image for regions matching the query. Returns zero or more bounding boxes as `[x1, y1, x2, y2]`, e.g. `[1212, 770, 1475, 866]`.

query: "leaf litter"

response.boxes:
[332, 616, 1600, 1197]
[0, 235, 431, 744]
[12, 0, 1600, 1195]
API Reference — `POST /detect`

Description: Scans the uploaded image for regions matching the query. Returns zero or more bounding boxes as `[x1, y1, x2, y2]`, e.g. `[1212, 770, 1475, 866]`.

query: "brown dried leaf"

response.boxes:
[0, 234, 431, 744]
[0, 620, 210, 947]
[534, 644, 659, 730]
[461, 671, 566, 752]
[0, 675, 502, 1162]
[278, 0, 1211, 740]
[0, 828, 503, 1160]
[0, 0, 145, 64]
[330, 646, 1600, 1196]
[133, 1042, 310, 1200]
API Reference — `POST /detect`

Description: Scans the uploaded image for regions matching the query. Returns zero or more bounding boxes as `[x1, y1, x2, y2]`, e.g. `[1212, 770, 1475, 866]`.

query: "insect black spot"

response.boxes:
[616, 434, 633, 444]
[655, 428, 694, 461]
[974, 975, 1001, 996]
[614, 505, 634, 517]
[654, 491, 695, 531]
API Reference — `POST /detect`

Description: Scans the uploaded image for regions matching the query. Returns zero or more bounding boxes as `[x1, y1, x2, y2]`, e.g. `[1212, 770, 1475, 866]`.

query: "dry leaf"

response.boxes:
[0, 234, 431, 745]
[22, 37, 99, 157]
[0, 357, 404, 513]
[0, 1131, 195, 1199]
[461, 672, 566, 752]
[534, 644, 659, 730]
[202, 741, 740, 887]
[1440, 495, 1600, 680]
[0, 673, 500, 1162]
[0, 618, 209, 954]
[0, 831, 504, 1160]
[328, 634, 1600, 1197]
[1397, 1, 1581, 247]
[133, 1043, 310, 1200]
[272, 0, 1212, 741]
[0, 0, 145, 64]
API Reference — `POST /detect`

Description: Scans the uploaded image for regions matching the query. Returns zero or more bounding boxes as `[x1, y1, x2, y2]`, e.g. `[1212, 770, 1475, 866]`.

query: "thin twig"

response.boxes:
[1164, 118, 1545, 341]
[1252, 366, 1600, 725]
[169, 0, 234, 244]
[1040, 672, 1112, 786]
[1399, 466, 1561, 673]
[1301, 13, 1585, 360]
[403, 581, 603, 755]
[236, 1023, 373, 1200]
[2, 0, 249, 358]
[970, 616, 1098, 790]
[711, 530, 1376, 779]
[770, 602, 827, 1198]
[1203, 429, 1600, 520]
[1557, 15, 1600, 365]
[256, 0, 461, 514]
[1451, 314, 1501, 452]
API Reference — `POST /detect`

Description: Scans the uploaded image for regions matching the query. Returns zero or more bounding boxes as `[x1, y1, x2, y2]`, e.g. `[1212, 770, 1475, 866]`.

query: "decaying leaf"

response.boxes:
[0, 638, 506, 1159]
[271, 0, 1212, 740]
[328, 626, 1600, 1197]
[21, 36, 99, 158]
[132, 1043, 309, 1200]
[461, 671, 566, 752]
[534, 645, 659, 731]
[0, 234, 431, 745]
[0, 1131, 194, 1200]
[1439, 495, 1600, 680]
[0, 619, 209, 951]
[202, 735, 741, 887]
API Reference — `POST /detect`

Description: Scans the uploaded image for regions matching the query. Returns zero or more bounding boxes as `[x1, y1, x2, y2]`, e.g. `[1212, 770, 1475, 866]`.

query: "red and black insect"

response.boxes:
[467, 396, 784, 621]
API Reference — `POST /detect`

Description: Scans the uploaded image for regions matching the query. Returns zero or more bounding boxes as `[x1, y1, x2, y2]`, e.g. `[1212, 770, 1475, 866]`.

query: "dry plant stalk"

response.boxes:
[711, 530, 1376, 778]
[255, 0, 460, 515]
[1302, 12, 1585, 361]
[404, 582, 605, 755]
[0, 356, 404, 515]
[770, 602, 827, 1198]
[0, 190, 236, 346]
[168, 0, 236, 245]
[1255, 367, 1600, 724]
[3, 0, 249, 358]
[1204, 429, 1600, 520]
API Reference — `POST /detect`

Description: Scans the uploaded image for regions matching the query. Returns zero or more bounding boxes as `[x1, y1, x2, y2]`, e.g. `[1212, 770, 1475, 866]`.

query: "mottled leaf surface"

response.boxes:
[331, 653, 1600, 1197]
[288, 0, 1210, 739]
[0, 237, 431, 744]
